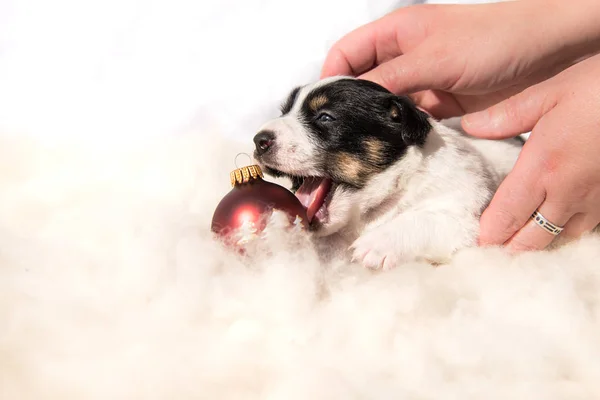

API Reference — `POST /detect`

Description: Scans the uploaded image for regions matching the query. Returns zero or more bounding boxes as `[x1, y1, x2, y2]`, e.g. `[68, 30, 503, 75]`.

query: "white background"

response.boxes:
[0, 0, 492, 146]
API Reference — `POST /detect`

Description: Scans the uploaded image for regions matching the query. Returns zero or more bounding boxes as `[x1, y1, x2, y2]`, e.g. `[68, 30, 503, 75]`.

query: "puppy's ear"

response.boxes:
[388, 96, 431, 146]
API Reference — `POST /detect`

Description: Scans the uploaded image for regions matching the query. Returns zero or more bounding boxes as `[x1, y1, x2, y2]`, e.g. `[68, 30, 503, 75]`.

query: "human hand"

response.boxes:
[321, 0, 600, 119]
[461, 53, 600, 251]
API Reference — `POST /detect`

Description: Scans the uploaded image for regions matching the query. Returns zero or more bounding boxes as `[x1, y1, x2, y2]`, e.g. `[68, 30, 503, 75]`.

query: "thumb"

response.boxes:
[358, 47, 451, 95]
[461, 83, 560, 139]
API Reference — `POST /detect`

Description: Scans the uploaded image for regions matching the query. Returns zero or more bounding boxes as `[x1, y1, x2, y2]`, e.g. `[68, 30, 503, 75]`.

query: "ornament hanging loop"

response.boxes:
[234, 152, 253, 169]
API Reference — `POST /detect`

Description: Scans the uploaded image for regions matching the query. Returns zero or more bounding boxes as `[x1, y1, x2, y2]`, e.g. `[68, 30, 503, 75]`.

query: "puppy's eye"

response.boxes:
[316, 113, 335, 123]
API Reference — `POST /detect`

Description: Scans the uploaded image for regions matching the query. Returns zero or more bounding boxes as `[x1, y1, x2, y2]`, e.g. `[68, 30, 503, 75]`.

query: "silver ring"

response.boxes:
[531, 210, 564, 236]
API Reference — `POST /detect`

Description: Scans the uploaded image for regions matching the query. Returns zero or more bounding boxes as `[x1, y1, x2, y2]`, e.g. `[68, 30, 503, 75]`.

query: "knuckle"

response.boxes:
[393, 3, 434, 20]
[549, 197, 582, 218]
[489, 208, 525, 234]
[543, 180, 588, 215]
[549, 197, 575, 216]
[569, 183, 591, 204]
[481, 209, 524, 244]
[539, 154, 561, 176]
[479, 208, 524, 244]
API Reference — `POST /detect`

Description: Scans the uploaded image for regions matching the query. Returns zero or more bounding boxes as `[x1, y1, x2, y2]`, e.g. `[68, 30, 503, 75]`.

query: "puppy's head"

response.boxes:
[253, 76, 431, 236]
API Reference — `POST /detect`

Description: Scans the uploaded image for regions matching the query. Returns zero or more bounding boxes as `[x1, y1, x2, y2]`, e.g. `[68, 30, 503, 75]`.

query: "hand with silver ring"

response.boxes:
[321, 0, 600, 251]
[462, 53, 600, 252]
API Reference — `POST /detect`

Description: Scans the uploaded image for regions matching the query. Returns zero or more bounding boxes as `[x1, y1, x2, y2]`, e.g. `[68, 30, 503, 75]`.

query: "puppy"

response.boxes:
[252, 76, 522, 269]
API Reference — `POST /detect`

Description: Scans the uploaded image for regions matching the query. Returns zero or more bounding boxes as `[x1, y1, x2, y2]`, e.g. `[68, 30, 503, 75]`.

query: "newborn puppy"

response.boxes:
[252, 76, 522, 269]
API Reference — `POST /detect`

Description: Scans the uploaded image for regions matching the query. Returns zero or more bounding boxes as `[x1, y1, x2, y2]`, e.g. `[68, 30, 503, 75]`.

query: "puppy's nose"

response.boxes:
[253, 130, 276, 156]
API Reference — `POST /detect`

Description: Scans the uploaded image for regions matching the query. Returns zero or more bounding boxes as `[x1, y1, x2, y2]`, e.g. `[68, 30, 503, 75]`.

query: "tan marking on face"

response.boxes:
[363, 138, 386, 165]
[309, 94, 328, 111]
[331, 152, 378, 187]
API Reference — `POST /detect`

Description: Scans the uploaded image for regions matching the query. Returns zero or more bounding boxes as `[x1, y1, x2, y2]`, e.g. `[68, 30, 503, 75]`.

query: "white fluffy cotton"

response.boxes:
[2, 0, 600, 398]
[1, 133, 600, 399]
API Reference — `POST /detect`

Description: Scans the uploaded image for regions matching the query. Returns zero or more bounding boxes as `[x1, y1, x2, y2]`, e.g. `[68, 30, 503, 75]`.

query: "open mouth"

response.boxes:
[258, 165, 335, 226]
[293, 177, 334, 224]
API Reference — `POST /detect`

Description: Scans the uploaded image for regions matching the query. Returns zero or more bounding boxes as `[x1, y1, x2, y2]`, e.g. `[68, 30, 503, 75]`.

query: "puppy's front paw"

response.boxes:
[350, 230, 400, 271]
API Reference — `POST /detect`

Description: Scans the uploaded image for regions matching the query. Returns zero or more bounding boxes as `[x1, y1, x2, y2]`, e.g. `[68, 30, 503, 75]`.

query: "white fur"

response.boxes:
[256, 77, 346, 176]
[256, 115, 323, 176]
[348, 121, 522, 269]
[2, 132, 600, 399]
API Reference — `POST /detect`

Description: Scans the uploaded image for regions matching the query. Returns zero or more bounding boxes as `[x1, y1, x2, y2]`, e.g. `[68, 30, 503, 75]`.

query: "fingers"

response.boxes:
[320, 23, 380, 78]
[478, 106, 596, 251]
[506, 210, 600, 253]
[478, 144, 546, 246]
[504, 201, 572, 252]
[409, 90, 465, 119]
[320, 10, 410, 79]
[561, 212, 600, 239]
[461, 83, 560, 139]
[358, 47, 452, 95]
[321, 6, 437, 93]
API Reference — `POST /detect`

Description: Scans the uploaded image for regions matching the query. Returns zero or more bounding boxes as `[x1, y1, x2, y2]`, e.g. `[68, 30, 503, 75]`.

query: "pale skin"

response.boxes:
[321, 0, 600, 252]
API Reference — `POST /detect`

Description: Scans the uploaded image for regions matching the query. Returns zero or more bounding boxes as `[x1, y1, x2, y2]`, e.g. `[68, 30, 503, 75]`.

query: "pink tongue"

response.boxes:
[295, 177, 332, 223]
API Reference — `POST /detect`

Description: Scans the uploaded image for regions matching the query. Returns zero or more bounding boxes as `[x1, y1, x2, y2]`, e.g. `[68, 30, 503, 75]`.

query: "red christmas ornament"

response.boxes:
[211, 162, 309, 250]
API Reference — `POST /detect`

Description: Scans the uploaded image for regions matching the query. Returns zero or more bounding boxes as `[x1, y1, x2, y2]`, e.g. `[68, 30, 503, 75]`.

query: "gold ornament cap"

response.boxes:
[230, 164, 264, 187]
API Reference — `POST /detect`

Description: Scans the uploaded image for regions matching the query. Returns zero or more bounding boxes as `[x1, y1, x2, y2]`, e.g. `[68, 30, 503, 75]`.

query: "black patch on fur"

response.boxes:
[295, 78, 432, 188]
[515, 135, 526, 145]
[388, 96, 430, 146]
[280, 86, 301, 115]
